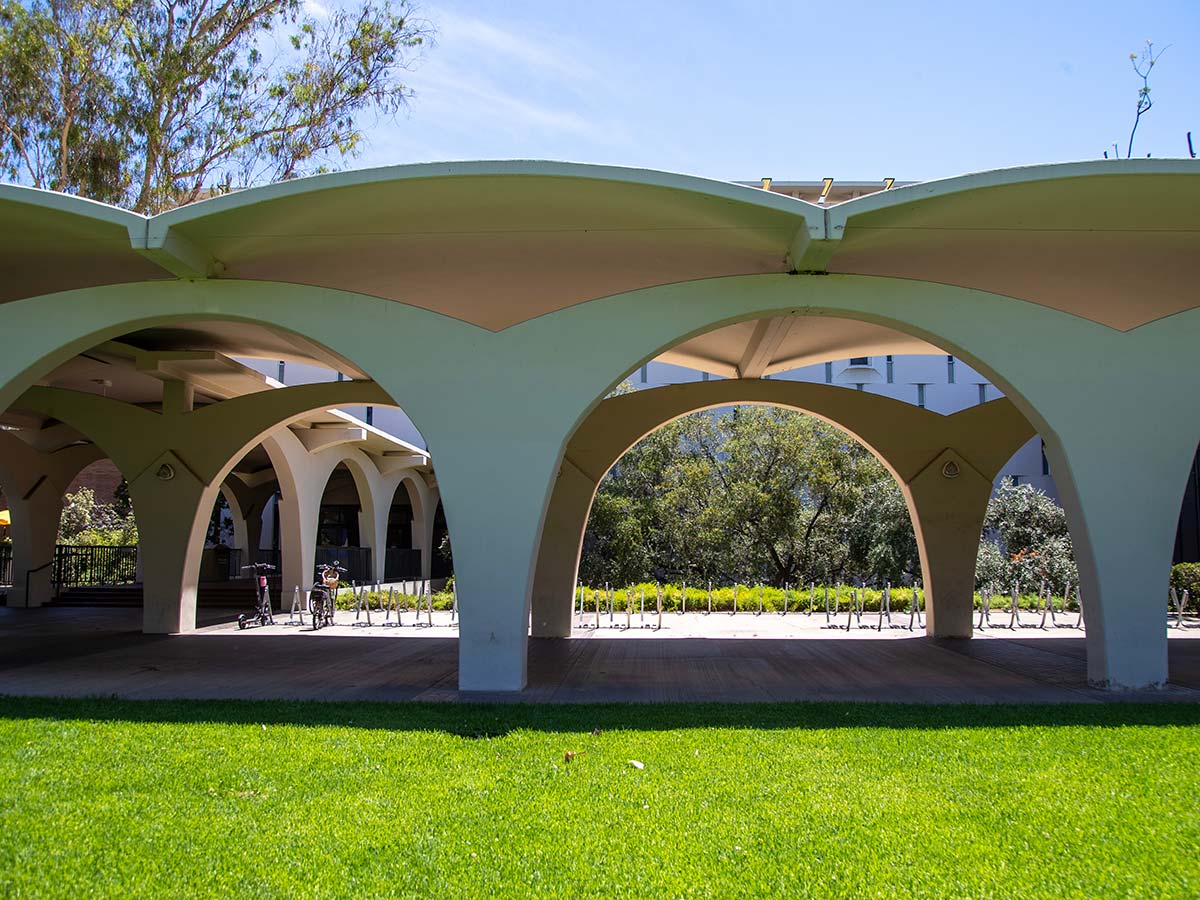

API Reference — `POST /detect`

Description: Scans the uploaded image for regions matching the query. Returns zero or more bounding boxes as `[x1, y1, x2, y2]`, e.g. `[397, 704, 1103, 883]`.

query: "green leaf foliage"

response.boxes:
[0, 0, 432, 212]
[582, 404, 1081, 594]
[581, 404, 921, 588]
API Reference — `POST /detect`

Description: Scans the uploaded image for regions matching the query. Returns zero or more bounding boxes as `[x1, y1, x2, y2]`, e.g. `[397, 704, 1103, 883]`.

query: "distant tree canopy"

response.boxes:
[580, 398, 1079, 592]
[58, 487, 138, 545]
[0, 0, 431, 212]
[976, 478, 1077, 593]
[580, 403, 920, 589]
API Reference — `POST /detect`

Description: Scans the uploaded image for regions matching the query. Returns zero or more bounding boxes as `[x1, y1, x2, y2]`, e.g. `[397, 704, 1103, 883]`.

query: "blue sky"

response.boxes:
[338, 0, 1198, 182]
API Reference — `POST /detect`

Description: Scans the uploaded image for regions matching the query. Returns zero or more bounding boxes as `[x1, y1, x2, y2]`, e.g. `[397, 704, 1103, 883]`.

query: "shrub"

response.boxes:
[1170, 563, 1200, 601]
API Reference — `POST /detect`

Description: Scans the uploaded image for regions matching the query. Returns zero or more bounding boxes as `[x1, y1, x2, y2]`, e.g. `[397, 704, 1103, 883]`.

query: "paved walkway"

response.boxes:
[2, 606, 1199, 704]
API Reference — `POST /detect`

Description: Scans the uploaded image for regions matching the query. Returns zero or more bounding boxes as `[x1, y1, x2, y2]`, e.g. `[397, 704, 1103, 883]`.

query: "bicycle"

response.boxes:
[309, 561, 345, 631]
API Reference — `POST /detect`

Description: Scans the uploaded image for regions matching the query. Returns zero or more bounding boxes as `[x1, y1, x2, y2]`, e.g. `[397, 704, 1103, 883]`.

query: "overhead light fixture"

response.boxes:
[818, 178, 834, 203]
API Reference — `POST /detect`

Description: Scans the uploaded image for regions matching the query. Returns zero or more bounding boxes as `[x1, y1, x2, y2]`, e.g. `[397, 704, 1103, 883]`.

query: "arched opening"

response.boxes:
[382, 475, 435, 584]
[0, 426, 136, 608]
[1171, 443, 1200, 631]
[578, 400, 921, 595]
[533, 313, 1043, 670]
[0, 314, 441, 633]
[316, 461, 370, 583]
[431, 500, 452, 581]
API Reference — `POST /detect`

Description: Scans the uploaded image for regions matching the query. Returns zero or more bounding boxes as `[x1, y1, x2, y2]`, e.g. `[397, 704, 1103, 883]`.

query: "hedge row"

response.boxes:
[328, 568, 1200, 616]
[576, 583, 1079, 614]
[333, 587, 455, 612]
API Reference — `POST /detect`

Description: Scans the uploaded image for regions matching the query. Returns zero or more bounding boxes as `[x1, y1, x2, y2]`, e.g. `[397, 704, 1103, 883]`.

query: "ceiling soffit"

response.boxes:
[657, 316, 943, 377]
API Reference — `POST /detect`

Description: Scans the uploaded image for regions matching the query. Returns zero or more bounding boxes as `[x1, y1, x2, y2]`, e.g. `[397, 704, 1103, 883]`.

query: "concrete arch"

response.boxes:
[11, 380, 411, 631]
[531, 380, 1034, 639]
[3, 254, 1197, 691]
[0, 432, 103, 606]
[494, 275, 1200, 688]
[220, 472, 280, 567]
[0, 281, 456, 433]
[315, 452, 382, 580]
[216, 484, 248, 557]
[258, 429, 431, 599]
[380, 471, 435, 582]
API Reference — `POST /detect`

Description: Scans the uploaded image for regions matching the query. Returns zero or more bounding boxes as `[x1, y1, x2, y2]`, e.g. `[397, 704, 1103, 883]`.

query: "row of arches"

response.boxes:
[0, 273, 1195, 694]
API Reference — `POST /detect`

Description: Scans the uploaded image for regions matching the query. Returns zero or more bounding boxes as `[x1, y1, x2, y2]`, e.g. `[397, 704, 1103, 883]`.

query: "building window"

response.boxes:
[850, 357, 869, 365]
[947, 355, 955, 384]
[977, 383, 988, 404]
[277, 360, 286, 382]
[1042, 440, 1050, 476]
[886, 355, 894, 383]
[1011, 474, 1022, 486]
[317, 505, 360, 548]
[916, 383, 927, 409]
[640, 364, 648, 383]
[336, 371, 345, 382]
[701, 371, 710, 382]
[824, 362, 833, 384]
[365, 406, 374, 426]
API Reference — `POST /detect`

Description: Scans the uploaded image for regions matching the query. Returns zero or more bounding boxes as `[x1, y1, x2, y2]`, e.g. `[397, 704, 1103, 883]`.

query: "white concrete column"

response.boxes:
[370, 471, 426, 584]
[221, 487, 250, 561]
[1048, 426, 1193, 689]
[0, 434, 99, 607]
[418, 484, 438, 582]
[264, 434, 325, 603]
[531, 460, 595, 638]
[8, 482, 65, 607]
[905, 449, 995, 639]
[362, 495, 389, 584]
[126, 451, 218, 633]
[434, 439, 562, 692]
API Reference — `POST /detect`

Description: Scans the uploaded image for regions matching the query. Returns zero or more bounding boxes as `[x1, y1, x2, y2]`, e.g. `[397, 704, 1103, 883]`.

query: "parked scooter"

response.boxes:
[237, 562, 277, 629]
[309, 562, 345, 631]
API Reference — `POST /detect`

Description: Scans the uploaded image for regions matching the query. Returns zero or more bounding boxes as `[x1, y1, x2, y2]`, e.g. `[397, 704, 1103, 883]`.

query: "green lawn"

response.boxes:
[1, 699, 1197, 899]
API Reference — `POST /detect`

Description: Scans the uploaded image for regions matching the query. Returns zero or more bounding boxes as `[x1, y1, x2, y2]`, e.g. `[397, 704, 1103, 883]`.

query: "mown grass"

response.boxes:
[1, 698, 1197, 899]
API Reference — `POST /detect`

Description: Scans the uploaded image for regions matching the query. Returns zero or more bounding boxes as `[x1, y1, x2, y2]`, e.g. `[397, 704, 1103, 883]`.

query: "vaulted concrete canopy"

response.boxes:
[0, 185, 169, 302]
[827, 161, 1200, 330]
[5, 159, 1196, 334]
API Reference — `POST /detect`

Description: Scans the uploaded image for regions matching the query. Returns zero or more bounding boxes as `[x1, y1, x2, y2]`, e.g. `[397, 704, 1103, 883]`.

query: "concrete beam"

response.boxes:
[785, 213, 839, 273]
[131, 225, 224, 279]
[737, 317, 794, 379]
[292, 426, 368, 454]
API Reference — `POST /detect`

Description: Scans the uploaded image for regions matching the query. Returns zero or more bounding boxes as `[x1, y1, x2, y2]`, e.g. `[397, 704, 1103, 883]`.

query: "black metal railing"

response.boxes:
[316, 546, 372, 584]
[52, 545, 138, 589]
[210, 546, 244, 581]
[384, 548, 422, 581]
[0, 544, 11, 586]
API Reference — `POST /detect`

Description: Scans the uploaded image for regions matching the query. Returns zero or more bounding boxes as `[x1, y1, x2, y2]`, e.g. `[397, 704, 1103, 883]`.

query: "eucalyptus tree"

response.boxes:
[0, 0, 431, 212]
[581, 404, 917, 588]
